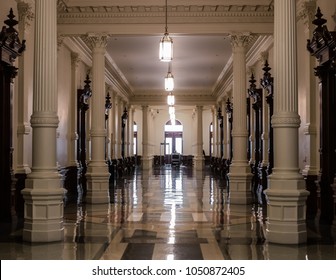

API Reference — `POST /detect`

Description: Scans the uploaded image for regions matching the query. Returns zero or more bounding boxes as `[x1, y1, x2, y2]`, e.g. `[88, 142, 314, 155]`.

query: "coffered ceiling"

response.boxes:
[57, 0, 274, 105]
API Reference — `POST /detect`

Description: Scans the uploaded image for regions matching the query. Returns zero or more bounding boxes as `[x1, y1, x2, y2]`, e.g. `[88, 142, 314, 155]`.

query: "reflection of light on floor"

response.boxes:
[169, 202, 176, 229]
[168, 235, 175, 244]
[166, 254, 174, 260]
[132, 180, 138, 205]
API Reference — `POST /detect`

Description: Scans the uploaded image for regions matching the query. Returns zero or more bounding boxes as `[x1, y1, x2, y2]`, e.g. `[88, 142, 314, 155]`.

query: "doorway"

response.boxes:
[164, 119, 183, 164]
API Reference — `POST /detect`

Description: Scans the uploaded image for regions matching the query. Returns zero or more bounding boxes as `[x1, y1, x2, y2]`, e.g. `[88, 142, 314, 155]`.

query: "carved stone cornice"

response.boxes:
[57, 4, 274, 25]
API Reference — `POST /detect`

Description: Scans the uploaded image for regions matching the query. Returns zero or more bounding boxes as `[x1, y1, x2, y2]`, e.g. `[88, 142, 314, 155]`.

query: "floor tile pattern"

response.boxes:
[0, 165, 335, 260]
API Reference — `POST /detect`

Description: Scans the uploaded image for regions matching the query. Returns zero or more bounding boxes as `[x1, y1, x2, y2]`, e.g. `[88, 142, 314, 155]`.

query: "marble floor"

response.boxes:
[1, 165, 336, 260]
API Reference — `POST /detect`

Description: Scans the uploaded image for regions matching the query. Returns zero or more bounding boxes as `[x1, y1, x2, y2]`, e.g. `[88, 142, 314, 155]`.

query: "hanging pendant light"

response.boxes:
[165, 62, 174, 91]
[159, 0, 173, 61]
[168, 105, 175, 115]
[167, 92, 175, 105]
[165, 72, 174, 91]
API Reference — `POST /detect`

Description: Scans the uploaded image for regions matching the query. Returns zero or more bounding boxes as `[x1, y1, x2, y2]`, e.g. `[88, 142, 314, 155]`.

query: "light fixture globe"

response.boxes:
[167, 92, 175, 105]
[168, 105, 175, 115]
[160, 33, 173, 62]
[165, 71, 174, 91]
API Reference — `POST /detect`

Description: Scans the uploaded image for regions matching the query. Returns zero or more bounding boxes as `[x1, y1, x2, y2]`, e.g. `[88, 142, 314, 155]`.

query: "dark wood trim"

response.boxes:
[0, 9, 25, 222]
[77, 74, 92, 199]
[248, 74, 263, 204]
[225, 98, 233, 163]
[307, 8, 336, 224]
[260, 60, 274, 176]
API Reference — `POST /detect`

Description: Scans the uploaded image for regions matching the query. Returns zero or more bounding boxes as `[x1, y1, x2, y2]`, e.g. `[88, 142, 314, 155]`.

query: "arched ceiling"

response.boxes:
[57, 0, 274, 105]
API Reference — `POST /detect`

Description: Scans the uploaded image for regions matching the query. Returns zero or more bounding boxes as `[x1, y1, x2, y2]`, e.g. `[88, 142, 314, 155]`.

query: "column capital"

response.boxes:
[259, 51, 269, 64]
[298, 0, 316, 29]
[17, 1, 34, 28]
[57, 34, 65, 50]
[230, 33, 254, 49]
[71, 52, 81, 67]
[82, 33, 109, 50]
[247, 66, 255, 77]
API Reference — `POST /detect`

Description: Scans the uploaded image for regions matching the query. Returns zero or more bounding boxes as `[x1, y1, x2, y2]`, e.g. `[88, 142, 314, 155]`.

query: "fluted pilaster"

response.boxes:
[222, 100, 228, 159]
[299, 0, 319, 177]
[109, 90, 116, 159]
[116, 97, 122, 159]
[126, 104, 131, 157]
[212, 106, 217, 157]
[68, 52, 80, 166]
[265, 0, 309, 244]
[16, 1, 34, 175]
[129, 106, 135, 157]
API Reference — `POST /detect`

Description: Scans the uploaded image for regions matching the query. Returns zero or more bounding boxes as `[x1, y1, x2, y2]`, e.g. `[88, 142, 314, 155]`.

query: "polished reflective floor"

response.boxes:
[1, 165, 336, 260]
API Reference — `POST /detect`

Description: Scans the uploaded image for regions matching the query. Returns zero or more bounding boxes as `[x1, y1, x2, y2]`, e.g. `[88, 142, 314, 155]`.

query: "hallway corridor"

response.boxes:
[1, 165, 336, 260]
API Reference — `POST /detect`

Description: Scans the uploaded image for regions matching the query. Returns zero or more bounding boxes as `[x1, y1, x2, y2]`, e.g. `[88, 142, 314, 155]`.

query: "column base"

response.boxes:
[228, 164, 253, 205]
[142, 156, 153, 170]
[193, 156, 204, 171]
[265, 174, 309, 244]
[86, 164, 110, 204]
[22, 177, 66, 242]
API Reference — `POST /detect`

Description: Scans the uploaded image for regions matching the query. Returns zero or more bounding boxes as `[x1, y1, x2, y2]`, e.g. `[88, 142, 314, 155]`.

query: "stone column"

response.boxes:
[16, 1, 33, 176]
[265, 0, 309, 244]
[222, 99, 228, 159]
[299, 0, 319, 219]
[69, 52, 80, 167]
[228, 33, 253, 205]
[129, 106, 135, 157]
[212, 106, 217, 157]
[194, 105, 204, 170]
[14, 1, 34, 218]
[82, 33, 110, 204]
[110, 90, 116, 159]
[126, 104, 132, 157]
[142, 105, 152, 169]
[22, 0, 65, 242]
[116, 96, 122, 159]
